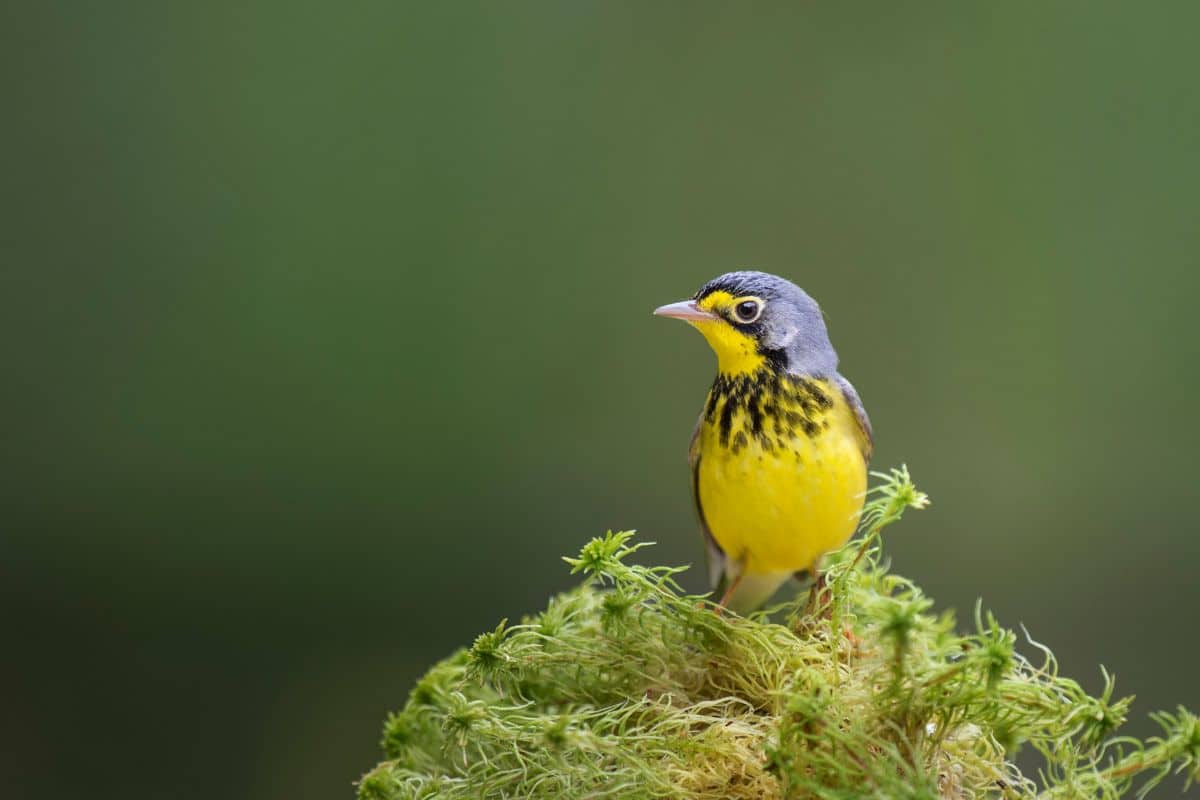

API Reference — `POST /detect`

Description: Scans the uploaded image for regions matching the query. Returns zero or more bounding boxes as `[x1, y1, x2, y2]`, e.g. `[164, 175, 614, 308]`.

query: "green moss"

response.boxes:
[358, 467, 1198, 798]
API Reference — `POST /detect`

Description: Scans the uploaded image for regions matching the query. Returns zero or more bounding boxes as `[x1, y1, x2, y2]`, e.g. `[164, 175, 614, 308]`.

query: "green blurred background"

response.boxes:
[4, 2, 1199, 798]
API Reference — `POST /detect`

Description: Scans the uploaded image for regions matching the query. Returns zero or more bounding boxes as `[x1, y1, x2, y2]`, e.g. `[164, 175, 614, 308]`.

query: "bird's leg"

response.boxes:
[801, 567, 830, 617]
[795, 568, 859, 648]
[717, 571, 744, 609]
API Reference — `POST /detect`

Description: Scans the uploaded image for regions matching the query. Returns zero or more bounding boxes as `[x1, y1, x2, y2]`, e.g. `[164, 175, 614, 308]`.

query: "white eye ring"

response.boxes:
[731, 297, 764, 324]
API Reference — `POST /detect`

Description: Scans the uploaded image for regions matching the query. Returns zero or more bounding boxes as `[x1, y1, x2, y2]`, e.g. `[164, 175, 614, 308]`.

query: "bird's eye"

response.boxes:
[732, 298, 763, 324]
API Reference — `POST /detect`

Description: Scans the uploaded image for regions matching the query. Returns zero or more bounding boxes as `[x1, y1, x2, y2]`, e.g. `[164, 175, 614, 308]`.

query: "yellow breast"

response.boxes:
[694, 373, 867, 576]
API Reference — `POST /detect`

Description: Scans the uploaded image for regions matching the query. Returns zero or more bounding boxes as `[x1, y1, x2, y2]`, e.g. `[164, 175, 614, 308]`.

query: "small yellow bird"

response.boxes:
[655, 271, 873, 613]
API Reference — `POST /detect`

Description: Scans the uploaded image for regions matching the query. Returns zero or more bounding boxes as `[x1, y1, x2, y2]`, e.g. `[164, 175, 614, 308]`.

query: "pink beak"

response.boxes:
[653, 300, 718, 322]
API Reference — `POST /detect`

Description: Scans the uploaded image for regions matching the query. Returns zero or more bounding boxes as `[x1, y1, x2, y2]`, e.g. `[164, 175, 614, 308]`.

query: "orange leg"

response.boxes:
[718, 571, 744, 608]
[801, 568, 829, 617]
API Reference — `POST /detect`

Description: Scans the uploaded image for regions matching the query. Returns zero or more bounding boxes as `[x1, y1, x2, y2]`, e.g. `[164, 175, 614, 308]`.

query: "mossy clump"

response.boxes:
[358, 468, 1199, 799]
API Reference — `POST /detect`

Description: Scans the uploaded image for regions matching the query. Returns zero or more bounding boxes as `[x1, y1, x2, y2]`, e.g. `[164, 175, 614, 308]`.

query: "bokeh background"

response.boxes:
[4, 3, 1199, 798]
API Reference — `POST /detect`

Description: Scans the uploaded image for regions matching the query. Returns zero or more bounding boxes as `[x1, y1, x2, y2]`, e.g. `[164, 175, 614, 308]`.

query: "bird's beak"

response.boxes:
[653, 300, 718, 322]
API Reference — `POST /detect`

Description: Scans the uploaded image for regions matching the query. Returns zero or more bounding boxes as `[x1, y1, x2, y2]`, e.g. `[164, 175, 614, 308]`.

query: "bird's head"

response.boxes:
[654, 270, 838, 377]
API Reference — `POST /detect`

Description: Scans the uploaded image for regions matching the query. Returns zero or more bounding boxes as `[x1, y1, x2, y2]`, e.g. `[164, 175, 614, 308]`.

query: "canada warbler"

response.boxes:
[655, 271, 873, 613]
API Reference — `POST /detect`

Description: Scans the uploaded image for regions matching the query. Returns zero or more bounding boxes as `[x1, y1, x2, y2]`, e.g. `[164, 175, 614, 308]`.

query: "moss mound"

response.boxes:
[358, 468, 1198, 799]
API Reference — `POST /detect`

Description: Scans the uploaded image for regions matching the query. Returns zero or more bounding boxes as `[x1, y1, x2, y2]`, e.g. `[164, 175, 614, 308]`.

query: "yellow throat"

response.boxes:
[684, 290, 768, 376]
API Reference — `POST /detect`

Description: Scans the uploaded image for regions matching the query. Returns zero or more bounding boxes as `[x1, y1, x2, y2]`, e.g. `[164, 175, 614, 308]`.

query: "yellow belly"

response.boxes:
[696, 394, 867, 576]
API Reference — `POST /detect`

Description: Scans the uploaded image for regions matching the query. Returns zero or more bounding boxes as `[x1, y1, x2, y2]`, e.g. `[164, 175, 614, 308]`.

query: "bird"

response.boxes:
[654, 271, 873, 614]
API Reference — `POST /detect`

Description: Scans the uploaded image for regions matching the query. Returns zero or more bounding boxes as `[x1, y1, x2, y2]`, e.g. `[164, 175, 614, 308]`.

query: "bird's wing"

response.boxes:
[835, 374, 874, 462]
[689, 414, 727, 590]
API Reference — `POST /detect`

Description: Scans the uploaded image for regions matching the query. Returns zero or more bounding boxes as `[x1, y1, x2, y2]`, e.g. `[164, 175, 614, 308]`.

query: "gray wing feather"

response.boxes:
[689, 414, 727, 589]
[835, 374, 874, 461]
